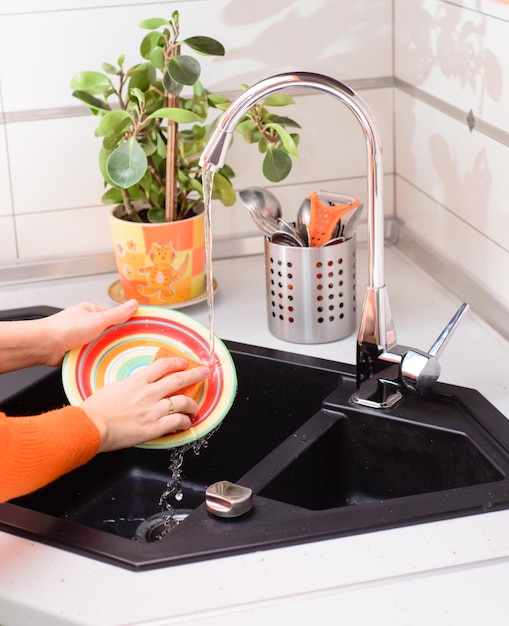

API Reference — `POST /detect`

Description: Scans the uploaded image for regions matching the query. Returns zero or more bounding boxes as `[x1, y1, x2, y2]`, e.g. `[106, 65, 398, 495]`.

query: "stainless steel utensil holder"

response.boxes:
[264, 236, 356, 344]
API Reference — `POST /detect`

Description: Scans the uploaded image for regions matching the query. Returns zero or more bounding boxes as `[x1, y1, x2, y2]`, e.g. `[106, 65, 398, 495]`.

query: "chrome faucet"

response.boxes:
[199, 72, 468, 409]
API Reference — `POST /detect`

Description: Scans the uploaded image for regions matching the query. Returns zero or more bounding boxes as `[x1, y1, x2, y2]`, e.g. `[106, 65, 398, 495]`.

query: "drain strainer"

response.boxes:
[134, 510, 191, 542]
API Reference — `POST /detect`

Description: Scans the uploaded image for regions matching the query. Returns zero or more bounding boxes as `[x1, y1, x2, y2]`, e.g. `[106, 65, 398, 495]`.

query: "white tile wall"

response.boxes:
[394, 0, 509, 318]
[15, 205, 113, 260]
[0, 127, 12, 217]
[395, 90, 509, 252]
[447, 0, 509, 21]
[396, 177, 509, 311]
[0, 0, 392, 113]
[6, 116, 104, 214]
[1, 0, 507, 324]
[0, 216, 17, 263]
[0, 0, 393, 265]
[395, 0, 509, 132]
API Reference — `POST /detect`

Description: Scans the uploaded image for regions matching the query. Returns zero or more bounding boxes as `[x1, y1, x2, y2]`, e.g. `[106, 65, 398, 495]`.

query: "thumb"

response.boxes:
[100, 299, 138, 327]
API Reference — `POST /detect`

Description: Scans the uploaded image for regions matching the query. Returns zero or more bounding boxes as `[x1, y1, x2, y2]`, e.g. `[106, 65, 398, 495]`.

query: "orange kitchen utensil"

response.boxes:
[307, 191, 361, 247]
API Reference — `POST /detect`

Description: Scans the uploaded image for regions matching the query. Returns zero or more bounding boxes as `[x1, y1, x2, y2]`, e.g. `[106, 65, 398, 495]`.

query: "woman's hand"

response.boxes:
[81, 357, 210, 452]
[0, 299, 138, 373]
[40, 299, 139, 367]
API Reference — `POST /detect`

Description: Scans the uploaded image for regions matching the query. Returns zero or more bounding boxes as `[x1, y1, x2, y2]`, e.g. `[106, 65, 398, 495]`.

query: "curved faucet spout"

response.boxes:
[200, 72, 466, 409]
[199, 71, 385, 291]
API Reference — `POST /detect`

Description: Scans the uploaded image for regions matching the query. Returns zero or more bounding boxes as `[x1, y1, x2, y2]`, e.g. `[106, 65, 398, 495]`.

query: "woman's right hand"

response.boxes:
[81, 357, 210, 452]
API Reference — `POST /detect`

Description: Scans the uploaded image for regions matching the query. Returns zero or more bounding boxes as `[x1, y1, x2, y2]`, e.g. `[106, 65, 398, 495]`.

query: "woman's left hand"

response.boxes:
[40, 299, 139, 367]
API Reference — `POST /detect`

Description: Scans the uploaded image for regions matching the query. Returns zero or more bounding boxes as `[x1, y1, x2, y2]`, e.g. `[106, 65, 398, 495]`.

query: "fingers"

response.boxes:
[144, 357, 210, 390]
[157, 413, 192, 437]
[160, 394, 199, 419]
[143, 356, 189, 383]
[98, 299, 138, 326]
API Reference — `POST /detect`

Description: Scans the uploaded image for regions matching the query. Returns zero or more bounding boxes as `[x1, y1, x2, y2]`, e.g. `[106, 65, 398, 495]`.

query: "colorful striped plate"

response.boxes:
[62, 305, 237, 449]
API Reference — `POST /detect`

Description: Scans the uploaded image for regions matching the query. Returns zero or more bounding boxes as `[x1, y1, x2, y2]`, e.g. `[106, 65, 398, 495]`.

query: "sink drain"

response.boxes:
[134, 510, 191, 543]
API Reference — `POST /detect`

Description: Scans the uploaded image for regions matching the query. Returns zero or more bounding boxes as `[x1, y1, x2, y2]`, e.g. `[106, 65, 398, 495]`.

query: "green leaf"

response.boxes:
[220, 163, 235, 179]
[71, 90, 109, 112]
[106, 138, 148, 188]
[262, 94, 295, 107]
[258, 137, 268, 154]
[155, 132, 166, 158]
[141, 88, 164, 115]
[265, 123, 299, 159]
[102, 62, 118, 75]
[127, 185, 146, 202]
[183, 36, 225, 57]
[168, 55, 201, 86]
[188, 177, 203, 194]
[99, 146, 117, 186]
[271, 115, 301, 129]
[151, 107, 203, 123]
[162, 71, 184, 96]
[95, 110, 133, 138]
[140, 31, 164, 60]
[263, 147, 292, 182]
[128, 62, 156, 93]
[139, 18, 171, 30]
[129, 87, 145, 108]
[208, 93, 230, 107]
[149, 45, 165, 70]
[141, 137, 157, 157]
[71, 71, 113, 96]
[147, 207, 166, 222]
[235, 119, 257, 135]
[213, 171, 236, 206]
[101, 187, 123, 204]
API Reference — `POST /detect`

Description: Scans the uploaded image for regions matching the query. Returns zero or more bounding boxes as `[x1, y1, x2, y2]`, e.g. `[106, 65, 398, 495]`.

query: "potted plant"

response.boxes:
[71, 11, 301, 305]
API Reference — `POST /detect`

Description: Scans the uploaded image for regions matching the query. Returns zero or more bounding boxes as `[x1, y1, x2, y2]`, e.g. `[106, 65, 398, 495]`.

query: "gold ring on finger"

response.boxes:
[168, 398, 175, 415]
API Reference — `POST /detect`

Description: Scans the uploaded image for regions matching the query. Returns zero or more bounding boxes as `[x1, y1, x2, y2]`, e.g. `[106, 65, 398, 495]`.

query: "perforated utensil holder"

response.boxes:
[264, 236, 356, 344]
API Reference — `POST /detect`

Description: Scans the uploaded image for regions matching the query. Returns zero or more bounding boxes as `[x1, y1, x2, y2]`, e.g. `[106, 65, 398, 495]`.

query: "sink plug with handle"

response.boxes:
[199, 71, 468, 409]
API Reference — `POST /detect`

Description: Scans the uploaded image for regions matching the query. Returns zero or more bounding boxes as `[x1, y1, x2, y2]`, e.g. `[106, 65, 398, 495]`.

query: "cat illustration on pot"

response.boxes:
[137, 241, 189, 302]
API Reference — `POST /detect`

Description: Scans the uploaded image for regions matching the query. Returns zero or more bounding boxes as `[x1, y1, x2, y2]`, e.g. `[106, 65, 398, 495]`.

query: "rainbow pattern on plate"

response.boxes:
[62, 306, 237, 449]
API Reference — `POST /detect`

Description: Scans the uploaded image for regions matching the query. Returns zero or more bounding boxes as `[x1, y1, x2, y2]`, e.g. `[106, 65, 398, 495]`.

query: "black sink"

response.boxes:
[1, 306, 509, 571]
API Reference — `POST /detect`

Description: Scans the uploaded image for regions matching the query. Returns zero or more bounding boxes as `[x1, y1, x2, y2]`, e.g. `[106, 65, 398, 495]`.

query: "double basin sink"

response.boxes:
[1, 307, 509, 570]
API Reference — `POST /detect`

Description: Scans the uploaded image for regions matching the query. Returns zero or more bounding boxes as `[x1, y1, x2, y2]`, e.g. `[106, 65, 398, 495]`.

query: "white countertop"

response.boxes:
[1, 245, 509, 625]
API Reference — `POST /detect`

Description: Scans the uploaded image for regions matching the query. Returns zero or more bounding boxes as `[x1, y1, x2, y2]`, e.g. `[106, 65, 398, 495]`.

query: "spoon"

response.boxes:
[321, 236, 345, 247]
[340, 202, 363, 239]
[239, 187, 282, 237]
[296, 198, 311, 246]
[271, 230, 304, 246]
[277, 217, 306, 246]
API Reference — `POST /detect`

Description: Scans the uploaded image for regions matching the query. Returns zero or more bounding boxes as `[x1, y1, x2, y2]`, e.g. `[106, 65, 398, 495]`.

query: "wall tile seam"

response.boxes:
[0, 77, 396, 125]
[396, 173, 509, 256]
[398, 223, 509, 342]
[395, 78, 509, 148]
[7, 173, 391, 219]
[0, 1, 204, 18]
[442, 0, 509, 24]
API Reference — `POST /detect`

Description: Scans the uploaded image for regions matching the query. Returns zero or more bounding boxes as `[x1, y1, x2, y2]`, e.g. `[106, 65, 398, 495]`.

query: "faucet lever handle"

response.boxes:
[428, 302, 469, 358]
[400, 302, 469, 395]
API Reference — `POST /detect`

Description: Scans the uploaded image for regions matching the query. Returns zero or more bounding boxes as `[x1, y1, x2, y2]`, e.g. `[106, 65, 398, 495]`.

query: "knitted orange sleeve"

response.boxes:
[0, 407, 101, 502]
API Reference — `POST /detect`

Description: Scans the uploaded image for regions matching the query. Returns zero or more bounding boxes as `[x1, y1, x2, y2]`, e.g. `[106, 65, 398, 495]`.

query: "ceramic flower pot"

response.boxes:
[109, 204, 205, 306]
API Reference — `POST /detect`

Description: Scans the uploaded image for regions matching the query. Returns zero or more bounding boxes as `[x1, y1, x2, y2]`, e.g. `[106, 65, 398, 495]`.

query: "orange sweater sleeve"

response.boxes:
[0, 407, 101, 502]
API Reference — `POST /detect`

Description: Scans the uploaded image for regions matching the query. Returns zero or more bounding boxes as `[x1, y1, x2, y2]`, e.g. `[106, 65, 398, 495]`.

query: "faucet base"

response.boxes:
[350, 389, 403, 410]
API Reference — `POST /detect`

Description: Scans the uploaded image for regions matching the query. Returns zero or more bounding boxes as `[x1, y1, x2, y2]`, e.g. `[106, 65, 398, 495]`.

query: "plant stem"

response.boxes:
[164, 42, 180, 222]
[165, 93, 178, 222]
[121, 188, 141, 222]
